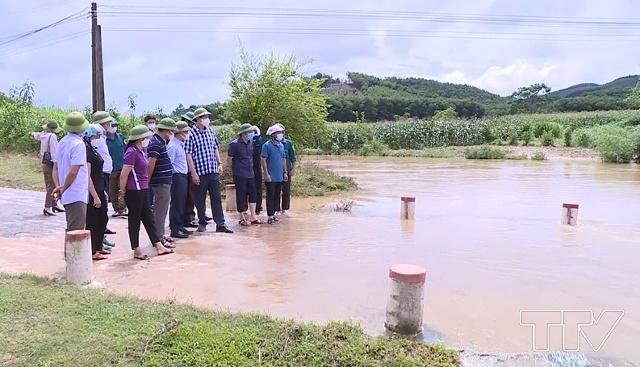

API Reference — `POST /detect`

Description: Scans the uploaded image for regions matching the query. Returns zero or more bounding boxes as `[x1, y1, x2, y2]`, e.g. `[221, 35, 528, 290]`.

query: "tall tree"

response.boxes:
[510, 83, 552, 113]
[227, 50, 328, 146]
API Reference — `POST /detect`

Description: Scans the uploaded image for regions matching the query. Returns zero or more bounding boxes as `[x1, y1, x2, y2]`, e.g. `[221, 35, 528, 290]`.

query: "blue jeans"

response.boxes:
[193, 173, 226, 226]
[170, 173, 188, 233]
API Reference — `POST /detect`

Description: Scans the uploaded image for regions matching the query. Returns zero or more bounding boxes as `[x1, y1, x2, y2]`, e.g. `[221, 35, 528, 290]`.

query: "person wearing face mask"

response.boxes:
[105, 119, 127, 217]
[144, 114, 157, 132]
[118, 125, 174, 260]
[275, 123, 297, 217]
[261, 124, 288, 225]
[184, 107, 233, 234]
[167, 121, 193, 238]
[251, 125, 264, 215]
[227, 124, 261, 226]
[90, 111, 116, 238]
[180, 111, 198, 227]
[83, 124, 109, 261]
[147, 118, 178, 246]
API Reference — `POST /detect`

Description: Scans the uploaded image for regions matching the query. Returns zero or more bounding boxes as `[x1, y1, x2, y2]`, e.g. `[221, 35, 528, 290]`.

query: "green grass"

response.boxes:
[0, 152, 43, 190]
[463, 146, 508, 159]
[0, 274, 459, 367]
[292, 161, 357, 197]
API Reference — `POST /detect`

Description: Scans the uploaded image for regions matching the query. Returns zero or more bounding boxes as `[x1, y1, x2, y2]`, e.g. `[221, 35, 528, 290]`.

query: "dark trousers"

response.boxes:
[86, 191, 107, 254]
[233, 176, 257, 213]
[103, 173, 110, 196]
[253, 161, 263, 212]
[193, 173, 226, 226]
[282, 179, 292, 211]
[125, 189, 160, 250]
[42, 163, 55, 208]
[184, 174, 196, 225]
[170, 173, 188, 233]
[265, 181, 283, 217]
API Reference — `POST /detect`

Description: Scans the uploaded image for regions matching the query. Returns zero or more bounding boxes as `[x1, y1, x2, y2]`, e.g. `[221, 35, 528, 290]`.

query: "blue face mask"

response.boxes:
[245, 132, 255, 141]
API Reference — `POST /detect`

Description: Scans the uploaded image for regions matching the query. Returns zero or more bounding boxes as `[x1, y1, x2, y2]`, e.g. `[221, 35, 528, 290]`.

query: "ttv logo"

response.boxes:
[520, 310, 624, 352]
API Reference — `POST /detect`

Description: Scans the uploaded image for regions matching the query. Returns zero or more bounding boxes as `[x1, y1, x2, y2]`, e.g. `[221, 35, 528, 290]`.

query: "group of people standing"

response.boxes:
[32, 106, 297, 261]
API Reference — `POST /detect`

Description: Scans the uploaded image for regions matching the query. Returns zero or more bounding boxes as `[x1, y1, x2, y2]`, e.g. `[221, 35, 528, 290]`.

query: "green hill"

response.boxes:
[550, 75, 639, 99]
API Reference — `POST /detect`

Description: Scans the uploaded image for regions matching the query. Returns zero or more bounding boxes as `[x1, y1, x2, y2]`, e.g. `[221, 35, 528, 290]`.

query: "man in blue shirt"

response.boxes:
[261, 124, 288, 225]
[252, 125, 265, 215]
[275, 123, 297, 216]
[106, 119, 127, 217]
[228, 124, 260, 226]
[148, 118, 177, 245]
[167, 121, 192, 239]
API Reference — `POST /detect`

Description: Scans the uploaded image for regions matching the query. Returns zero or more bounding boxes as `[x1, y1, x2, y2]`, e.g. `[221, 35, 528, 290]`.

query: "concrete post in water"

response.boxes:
[65, 230, 93, 285]
[225, 184, 237, 212]
[400, 197, 415, 220]
[385, 263, 426, 335]
[561, 203, 579, 225]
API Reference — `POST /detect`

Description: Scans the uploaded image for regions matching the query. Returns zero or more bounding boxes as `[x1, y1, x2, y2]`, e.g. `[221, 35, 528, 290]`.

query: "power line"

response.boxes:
[0, 8, 89, 47]
[0, 31, 88, 59]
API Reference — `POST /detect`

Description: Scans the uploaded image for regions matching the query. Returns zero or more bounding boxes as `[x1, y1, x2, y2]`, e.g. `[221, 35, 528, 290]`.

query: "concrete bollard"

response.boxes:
[65, 230, 93, 285]
[225, 184, 237, 212]
[561, 203, 579, 225]
[385, 263, 427, 335]
[400, 197, 416, 220]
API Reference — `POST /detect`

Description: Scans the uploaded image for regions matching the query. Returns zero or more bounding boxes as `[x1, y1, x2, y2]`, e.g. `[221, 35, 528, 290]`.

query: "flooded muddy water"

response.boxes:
[1, 157, 639, 365]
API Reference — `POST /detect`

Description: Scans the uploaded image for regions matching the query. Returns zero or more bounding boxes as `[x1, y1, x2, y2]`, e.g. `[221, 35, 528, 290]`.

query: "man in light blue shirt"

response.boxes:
[52, 112, 90, 232]
[167, 121, 192, 238]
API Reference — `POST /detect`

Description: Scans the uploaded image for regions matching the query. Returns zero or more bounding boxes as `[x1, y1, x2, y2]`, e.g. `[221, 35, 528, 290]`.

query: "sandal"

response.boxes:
[99, 249, 111, 255]
[238, 219, 250, 227]
[251, 219, 263, 225]
[134, 254, 150, 261]
[92, 254, 108, 261]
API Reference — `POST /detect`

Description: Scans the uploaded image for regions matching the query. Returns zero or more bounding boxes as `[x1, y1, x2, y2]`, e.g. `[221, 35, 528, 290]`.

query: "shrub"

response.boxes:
[531, 152, 547, 161]
[541, 132, 556, 146]
[564, 126, 575, 147]
[592, 125, 637, 163]
[357, 140, 389, 156]
[533, 121, 562, 139]
[571, 128, 595, 148]
[464, 146, 507, 159]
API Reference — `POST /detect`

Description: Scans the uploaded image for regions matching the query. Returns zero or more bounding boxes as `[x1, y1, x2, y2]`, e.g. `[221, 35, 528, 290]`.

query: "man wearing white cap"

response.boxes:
[261, 124, 287, 224]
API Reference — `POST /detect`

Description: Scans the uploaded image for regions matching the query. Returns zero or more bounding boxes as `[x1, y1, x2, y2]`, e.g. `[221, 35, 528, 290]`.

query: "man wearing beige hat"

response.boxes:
[184, 107, 233, 233]
[52, 112, 90, 231]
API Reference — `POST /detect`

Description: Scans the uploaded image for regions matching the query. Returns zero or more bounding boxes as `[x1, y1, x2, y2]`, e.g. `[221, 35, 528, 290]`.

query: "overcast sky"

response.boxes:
[1, 0, 638, 113]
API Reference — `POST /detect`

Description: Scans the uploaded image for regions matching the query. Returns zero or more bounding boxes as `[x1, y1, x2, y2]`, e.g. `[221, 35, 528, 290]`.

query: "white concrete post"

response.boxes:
[561, 203, 579, 225]
[225, 184, 237, 212]
[385, 263, 427, 335]
[65, 230, 93, 285]
[400, 197, 416, 220]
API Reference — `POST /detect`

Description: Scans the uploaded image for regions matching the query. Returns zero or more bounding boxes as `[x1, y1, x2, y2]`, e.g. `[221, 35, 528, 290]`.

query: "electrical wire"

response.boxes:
[0, 8, 88, 47]
[0, 31, 88, 59]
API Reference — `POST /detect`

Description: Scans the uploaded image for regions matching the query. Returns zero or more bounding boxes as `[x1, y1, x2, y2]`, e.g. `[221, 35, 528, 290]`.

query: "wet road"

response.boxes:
[1, 157, 639, 365]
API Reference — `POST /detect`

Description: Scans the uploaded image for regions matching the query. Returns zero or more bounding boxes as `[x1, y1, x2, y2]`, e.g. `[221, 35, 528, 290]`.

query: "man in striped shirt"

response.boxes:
[148, 118, 178, 245]
[185, 107, 233, 233]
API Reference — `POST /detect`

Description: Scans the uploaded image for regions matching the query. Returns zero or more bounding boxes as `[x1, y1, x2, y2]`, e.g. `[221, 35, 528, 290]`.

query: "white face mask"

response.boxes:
[201, 118, 210, 126]
[107, 126, 117, 134]
[141, 138, 150, 148]
[275, 133, 284, 142]
[147, 123, 156, 131]
[91, 139, 100, 147]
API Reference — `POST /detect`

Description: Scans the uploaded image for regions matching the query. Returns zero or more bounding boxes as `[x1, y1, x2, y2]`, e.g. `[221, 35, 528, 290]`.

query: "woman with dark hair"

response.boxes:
[84, 124, 109, 261]
[31, 120, 63, 216]
[118, 125, 174, 260]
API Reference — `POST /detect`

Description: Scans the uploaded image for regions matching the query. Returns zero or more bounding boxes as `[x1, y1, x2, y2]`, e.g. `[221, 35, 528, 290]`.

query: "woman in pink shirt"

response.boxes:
[118, 125, 174, 260]
[31, 120, 64, 216]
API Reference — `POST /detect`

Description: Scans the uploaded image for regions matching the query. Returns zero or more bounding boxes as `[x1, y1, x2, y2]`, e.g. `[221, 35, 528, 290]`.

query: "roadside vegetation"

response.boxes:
[0, 274, 459, 367]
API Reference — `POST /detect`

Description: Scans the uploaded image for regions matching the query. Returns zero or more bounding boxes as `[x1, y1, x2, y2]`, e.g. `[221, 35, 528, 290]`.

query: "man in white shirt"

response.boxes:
[52, 112, 90, 231]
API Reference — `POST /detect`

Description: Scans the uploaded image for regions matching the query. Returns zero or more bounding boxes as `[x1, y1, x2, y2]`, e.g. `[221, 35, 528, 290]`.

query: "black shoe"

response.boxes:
[170, 231, 189, 239]
[184, 221, 198, 228]
[197, 224, 207, 233]
[205, 216, 213, 222]
[180, 228, 194, 235]
[216, 225, 234, 234]
[43, 209, 55, 217]
[52, 206, 65, 213]
[104, 228, 116, 235]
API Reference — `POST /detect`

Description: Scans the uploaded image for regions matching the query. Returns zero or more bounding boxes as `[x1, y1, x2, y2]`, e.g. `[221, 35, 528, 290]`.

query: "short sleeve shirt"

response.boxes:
[184, 126, 219, 176]
[227, 138, 254, 178]
[55, 133, 88, 205]
[282, 138, 297, 171]
[147, 134, 173, 186]
[123, 146, 149, 190]
[261, 140, 285, 183]
[166, 137, 188, 175]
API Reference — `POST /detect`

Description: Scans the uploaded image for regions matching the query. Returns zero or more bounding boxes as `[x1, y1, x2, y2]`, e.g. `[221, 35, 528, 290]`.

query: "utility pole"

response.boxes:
[91, 2, 105, 112]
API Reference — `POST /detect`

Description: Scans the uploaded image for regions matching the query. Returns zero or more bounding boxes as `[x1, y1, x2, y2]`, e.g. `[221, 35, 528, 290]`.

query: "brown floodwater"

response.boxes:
[1, 157, 639, 365]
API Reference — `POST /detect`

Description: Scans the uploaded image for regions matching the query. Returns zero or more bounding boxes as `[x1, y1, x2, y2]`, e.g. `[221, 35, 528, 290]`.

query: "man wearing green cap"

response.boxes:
[184, 107, 233, 233]
[227, 123, 261, 226]
[167, 121, 192, 238]
[52, 112, 90, 231]
[31, 120, 63, 216]
[148, 117, 178, 245]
